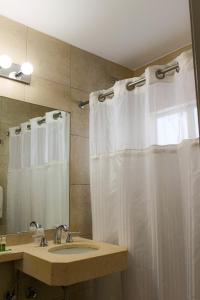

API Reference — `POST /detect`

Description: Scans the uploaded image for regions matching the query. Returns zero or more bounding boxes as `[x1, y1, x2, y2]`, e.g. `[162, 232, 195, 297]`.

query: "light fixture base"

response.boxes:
[0, 63, 31, 84]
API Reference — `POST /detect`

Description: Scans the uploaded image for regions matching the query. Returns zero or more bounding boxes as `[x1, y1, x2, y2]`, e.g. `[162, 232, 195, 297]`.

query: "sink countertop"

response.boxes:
[0, 237, 128, 286]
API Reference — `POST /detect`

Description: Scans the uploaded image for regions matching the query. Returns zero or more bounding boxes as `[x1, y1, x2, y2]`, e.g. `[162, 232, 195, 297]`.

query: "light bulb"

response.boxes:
[0, 55, 12, 69]
[21, 62, 33, 75]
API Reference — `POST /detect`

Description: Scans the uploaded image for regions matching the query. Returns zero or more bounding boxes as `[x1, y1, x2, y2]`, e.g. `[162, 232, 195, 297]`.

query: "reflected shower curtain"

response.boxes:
[7, 110, 70, 233]
[90, 50, 200, 300]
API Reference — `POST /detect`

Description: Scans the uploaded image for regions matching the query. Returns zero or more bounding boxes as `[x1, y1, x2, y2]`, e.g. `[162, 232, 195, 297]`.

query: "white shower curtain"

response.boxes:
[90, 50, 200, 300]
[7, 110, 70, 233]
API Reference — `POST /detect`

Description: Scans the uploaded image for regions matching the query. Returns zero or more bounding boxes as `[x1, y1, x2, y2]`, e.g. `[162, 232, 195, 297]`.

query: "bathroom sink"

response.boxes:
[15, 238, 128, 286]
[48, 243, 99, 255]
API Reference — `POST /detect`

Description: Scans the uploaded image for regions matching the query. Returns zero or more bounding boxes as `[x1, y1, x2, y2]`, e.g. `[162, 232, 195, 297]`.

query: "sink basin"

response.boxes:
[15, 238, 128, 286]
[48, 243, 99, 255]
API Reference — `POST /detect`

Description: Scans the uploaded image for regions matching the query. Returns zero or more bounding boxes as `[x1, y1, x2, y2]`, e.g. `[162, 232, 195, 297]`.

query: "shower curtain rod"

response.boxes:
[78, 62, 180, 108]
[7, 111, 62, 136]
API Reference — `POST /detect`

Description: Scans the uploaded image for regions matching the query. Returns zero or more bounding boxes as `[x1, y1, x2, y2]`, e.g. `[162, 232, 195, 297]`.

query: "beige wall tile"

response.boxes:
[70, 185, 92, 236]
[71, 46, 132, 93]
[1, 96, 31, 116]
[25, 75, 71, 111]
[70, 46, 106, 92]
[70, 88, 89, 138]
[0, 16, 27, 64]
[104, 59, 133, 82]
[30, 104, 54, 118]
[70, 135, 89, 184]
[0, 77, 25, 101]
[27, 28, 70, 86]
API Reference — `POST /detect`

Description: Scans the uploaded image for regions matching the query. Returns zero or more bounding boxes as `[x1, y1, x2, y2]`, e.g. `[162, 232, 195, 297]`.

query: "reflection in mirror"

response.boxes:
[0, 97, 70, 234]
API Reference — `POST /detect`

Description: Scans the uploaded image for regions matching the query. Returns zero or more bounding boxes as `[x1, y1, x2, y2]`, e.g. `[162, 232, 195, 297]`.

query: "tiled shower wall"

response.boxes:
[0, 15, 133, 300]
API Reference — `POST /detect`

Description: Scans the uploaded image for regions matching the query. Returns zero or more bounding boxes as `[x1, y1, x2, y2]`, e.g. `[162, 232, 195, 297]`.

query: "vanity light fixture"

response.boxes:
[21, 62, 34, 75]
[15, 62, 34, 78]
[0, 54, 33, 85]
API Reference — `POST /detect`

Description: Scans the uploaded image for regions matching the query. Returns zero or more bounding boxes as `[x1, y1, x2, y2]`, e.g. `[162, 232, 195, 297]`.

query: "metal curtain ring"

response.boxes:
[98, 94, 106, 102]
[155, 69, 165, 79]
[176, 66, 180, 73]
[126, 82, 135, 91]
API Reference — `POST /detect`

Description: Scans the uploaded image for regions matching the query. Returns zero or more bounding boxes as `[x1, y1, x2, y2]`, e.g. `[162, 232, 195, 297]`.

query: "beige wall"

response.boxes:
[0, 15, 133, 300]
[134, 44, 192, 76]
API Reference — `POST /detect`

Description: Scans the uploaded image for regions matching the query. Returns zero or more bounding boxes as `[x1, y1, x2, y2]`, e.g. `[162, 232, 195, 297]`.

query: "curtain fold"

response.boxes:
[7, 110, 70, 233]
[90, 50, 200, 300]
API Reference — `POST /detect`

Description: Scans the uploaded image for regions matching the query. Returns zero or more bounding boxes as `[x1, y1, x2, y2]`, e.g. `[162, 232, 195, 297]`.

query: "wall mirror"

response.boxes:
[0, 97, 70, 234]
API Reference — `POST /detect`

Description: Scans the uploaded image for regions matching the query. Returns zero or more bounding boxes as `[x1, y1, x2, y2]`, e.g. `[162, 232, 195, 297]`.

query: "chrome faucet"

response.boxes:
[30, 221, 48, 247]
[66, 230, 80, 243]
[66, 230, 73, 243]
[54, 225, 79, 244]
[54, 224, 69, 244]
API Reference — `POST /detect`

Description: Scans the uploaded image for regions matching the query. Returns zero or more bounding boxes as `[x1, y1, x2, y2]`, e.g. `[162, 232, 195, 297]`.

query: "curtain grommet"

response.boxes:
[126, 82, 135, 91]
[156, 69, 165, 80]
[176, 66, 180, 73]
[98, 94, 106, 102]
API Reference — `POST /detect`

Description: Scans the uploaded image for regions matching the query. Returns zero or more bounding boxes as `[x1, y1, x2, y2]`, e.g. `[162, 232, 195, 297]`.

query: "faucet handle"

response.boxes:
[40, 236, 48, 247]
[66, 231, 73, 243]
[63, 224, 69, 231]
[66, 231, 81, 243]
[56, 224, 69, 231]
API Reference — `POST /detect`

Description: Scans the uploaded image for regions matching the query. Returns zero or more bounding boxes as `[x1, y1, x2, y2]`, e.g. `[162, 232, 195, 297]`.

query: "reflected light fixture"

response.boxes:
[0, 55, 12, 69]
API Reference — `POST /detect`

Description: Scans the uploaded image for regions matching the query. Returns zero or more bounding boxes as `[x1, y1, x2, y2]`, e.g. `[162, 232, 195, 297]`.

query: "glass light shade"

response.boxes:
[21, 62, 33, 75]
[0, 55, 12, 69]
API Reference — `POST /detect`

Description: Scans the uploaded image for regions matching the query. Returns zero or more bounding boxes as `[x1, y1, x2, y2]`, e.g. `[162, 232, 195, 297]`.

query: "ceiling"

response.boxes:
[0, 0, 192, 70]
